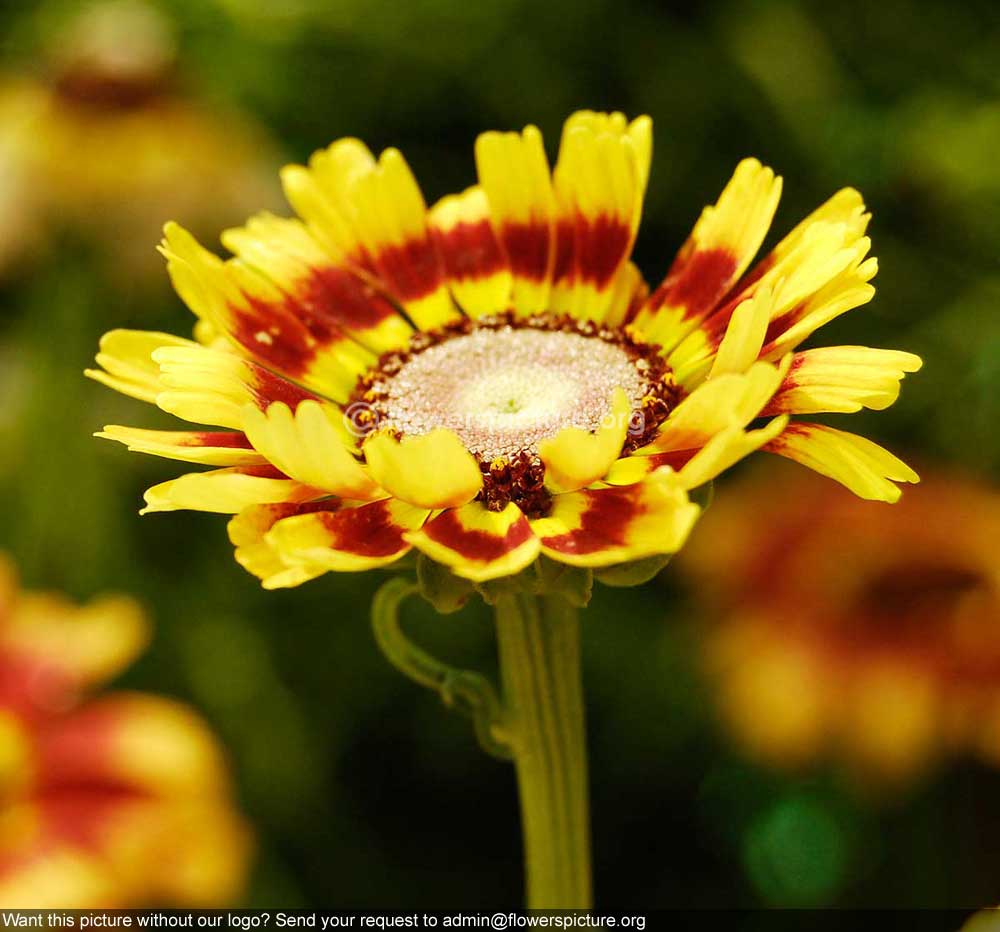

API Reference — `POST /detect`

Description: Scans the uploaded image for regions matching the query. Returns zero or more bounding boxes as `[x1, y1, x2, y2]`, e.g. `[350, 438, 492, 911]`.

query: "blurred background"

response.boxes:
[1, 0, 999, 909]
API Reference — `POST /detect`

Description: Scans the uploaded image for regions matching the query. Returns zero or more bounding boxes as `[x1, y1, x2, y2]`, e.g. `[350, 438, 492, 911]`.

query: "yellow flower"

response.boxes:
[0, 555, 252, 908]
[0, 0, 279, 279]
[681, 469, 1000, 785]
[89, 110, 920, 586]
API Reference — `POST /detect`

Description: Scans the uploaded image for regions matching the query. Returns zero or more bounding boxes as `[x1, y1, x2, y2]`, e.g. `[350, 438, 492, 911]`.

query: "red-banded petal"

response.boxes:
[96, 427, 264, 467]
[140, 465, 321, 515]
[349, 148, 458, 330]
[668, 213, 875, 384]
[240, 400, 380, 499]
[85, 330, 196, 403]
[221, 213, 413, 353]
[153, 344, 322, 430]
[31, 695, 250, 907]
[228, 501, 337, 589]
[0, 797, 251, 908]
[475, 124, 556, 315]
[280, 137, 376, 256]
[604, 261, 648, 328]
[2, 594, 148, 705]
[549, 112, 652, 321]
[637, 359, 787, 455]
[160, 223, 375, 401]
[265, 498, 428, 574]
[763, 346, 923, 415]
[765, 422, 919, 502]
[605, 417, 789, 489]
[745, 187, 870, 288]
[282, 140, 458, 331]
[363, 429, 483, 509]
[429, 186, 511, 317]
[531, 472, 700, 567]
[634, 159, 782, 352]
[667, 284, 776, 389]
[407, 502, 539, 582]
[757, 250, 876, 362]
[538, 388, 630, 493]
[36, 694, 231, 796]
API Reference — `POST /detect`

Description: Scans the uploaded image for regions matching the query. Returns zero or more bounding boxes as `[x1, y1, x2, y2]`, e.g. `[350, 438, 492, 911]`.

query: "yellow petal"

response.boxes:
[240, 401, 380, 499]
[638, 358, 787, 454]
[538, 388, 631, 493]
[708, 283, 774, 378]
[85, 329, 195, 403]
[676, 416, 789, 489]
[765, 346, 923, 415]
[363, 429, 482, 509]
[141, 467, 320, 515]
[765, 422, 919, 503]
[96, 426, 265, 467]
[228, 503, 332, 589]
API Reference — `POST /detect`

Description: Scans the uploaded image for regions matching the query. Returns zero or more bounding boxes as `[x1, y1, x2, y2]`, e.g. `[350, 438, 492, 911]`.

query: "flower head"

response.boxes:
[0, 555, 251, 907]
[89, 110, 920, 586]
[681, 469, 1000, 785]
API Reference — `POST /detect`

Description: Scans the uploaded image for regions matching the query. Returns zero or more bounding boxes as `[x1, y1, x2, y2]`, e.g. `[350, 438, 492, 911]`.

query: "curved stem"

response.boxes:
[494, 590, 592, 909]
[372, 578, 511, 759]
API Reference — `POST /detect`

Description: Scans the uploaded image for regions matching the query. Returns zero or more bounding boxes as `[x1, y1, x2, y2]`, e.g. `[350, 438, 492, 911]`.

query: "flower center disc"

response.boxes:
[381, 327, 647, 461]
[353, 314, 680, 516]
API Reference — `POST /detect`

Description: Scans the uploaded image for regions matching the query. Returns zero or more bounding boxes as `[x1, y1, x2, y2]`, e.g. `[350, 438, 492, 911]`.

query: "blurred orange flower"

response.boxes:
[0, 555, 252, 907]
[0, 0, 280, 280]
[681, 468, 1000, 785]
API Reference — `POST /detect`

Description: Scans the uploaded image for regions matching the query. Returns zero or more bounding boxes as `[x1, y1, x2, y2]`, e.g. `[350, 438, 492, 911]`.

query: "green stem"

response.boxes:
[494, 589, 592, 909]
[371, 578, 510, 759]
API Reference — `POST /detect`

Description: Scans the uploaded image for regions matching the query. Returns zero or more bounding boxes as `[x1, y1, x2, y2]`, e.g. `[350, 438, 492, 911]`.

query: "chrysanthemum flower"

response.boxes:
[0, 0, 278, 279]
[88, 110, 920, 587]
[0, 554, 251, 908]
[682, 469, 1000, 785]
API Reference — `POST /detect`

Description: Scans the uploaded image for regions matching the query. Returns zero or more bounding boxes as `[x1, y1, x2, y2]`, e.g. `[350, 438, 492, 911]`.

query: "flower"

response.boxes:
[89, 109, 920, 587]
[681, 468, 1000, 784]
[0, 554, 252, 907]
[0, 0, 279, 280]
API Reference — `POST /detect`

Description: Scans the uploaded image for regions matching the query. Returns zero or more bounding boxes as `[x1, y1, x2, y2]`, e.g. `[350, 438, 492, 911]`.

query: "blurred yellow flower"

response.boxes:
[682, 468, 1000, 785]
[90, 109, 919, 585]
[0, 554, 252, 908]
[963, 910, 1000, 932]
[0, 0, 280, 279]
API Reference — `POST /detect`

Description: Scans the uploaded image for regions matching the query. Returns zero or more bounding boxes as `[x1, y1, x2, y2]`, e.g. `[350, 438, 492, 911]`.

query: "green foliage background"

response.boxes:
[1, 0, 999, 908]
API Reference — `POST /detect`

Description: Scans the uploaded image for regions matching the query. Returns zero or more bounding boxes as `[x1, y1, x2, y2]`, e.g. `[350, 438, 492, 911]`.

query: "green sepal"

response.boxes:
[594, 553, 673, 588]
[383, 550, 419, 573]
[533, 555, 593, 607]
[691, 479, 714, 512]
[475, 573, 529, 605]
[416, 553, 476, 614]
